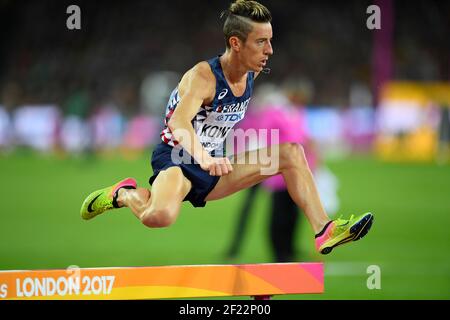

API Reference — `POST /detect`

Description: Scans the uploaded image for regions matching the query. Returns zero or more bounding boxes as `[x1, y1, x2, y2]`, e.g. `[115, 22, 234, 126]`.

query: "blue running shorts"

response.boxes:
[149, 142, 220, 207]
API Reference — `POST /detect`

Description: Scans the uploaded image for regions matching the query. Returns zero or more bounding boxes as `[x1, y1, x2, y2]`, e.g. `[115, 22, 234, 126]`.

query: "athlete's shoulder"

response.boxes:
[180, 61, 215, 86]
[191, 61, 215, 83]
[178, 61, 215, 100]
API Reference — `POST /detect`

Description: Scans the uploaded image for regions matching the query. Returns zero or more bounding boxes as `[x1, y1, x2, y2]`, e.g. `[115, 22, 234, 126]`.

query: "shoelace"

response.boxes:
[334, 214, 354, 229]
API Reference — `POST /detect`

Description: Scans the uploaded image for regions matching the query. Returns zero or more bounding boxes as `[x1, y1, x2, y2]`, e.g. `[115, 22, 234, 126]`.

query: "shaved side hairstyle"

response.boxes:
[221, 0, 272, 48]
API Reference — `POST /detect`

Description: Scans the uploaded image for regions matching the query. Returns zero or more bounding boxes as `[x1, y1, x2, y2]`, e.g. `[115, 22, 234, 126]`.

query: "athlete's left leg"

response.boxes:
[117, 167, 192, 228]
[80, 167, 191, 228]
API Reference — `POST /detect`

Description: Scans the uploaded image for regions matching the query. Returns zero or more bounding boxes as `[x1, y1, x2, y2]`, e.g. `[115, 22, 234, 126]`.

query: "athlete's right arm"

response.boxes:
[167, 63, 233, 176]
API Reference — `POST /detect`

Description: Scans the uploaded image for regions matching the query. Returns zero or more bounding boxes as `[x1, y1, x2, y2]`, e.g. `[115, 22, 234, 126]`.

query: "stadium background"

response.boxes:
[0, 0, 449, 299]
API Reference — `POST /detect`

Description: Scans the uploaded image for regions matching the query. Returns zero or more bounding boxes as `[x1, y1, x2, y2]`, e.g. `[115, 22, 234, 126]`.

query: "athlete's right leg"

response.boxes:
[117, 166, 192, 228]
[205, 143, 373, 255]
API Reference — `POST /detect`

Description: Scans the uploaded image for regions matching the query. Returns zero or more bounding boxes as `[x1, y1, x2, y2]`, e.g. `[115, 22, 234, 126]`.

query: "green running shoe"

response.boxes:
[80, 178, 137, 220]
[315, 212, 374, 255]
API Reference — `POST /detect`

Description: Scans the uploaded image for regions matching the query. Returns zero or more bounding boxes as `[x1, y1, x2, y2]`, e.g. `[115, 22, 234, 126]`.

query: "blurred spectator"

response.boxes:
[0, 0, 447, 158]
[1, 0, 448, 113]
[0, 106, 12, 149]
[437, 106, 450, 164]
[60, 84, 93, 155]
[140, 71, 180, 116]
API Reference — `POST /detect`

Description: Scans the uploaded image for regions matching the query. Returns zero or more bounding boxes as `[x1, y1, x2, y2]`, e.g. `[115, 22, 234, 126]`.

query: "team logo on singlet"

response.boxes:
[218, 88, 228, 100]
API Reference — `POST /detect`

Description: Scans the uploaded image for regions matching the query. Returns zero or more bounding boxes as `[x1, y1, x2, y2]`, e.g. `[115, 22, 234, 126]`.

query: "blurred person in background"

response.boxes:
[80, 0, 372, 256]
[437, 105, 450, 165]
[0, 82, 22, 151]
[226, 82, 340, 262]
[60, 81, 94, 157]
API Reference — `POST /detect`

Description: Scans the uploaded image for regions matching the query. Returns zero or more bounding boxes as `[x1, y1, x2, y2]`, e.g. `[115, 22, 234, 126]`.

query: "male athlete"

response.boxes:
[80, 0, 373, 255]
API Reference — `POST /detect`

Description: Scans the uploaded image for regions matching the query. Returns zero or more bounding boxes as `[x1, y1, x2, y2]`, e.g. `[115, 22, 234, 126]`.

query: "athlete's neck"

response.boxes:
[219, 52, 248, 85]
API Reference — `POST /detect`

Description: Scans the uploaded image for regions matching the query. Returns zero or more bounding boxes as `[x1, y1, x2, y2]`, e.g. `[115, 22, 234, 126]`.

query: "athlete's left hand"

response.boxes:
[207, 157, 234, 176]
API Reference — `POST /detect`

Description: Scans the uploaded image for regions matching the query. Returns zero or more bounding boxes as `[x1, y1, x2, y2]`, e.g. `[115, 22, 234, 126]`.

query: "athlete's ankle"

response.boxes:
[116, 188, 129, 208]
[315, 220, 333, 238]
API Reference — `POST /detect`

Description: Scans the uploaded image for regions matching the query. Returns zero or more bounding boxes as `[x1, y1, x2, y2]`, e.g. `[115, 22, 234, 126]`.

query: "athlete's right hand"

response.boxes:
[200, 156, 233, 176]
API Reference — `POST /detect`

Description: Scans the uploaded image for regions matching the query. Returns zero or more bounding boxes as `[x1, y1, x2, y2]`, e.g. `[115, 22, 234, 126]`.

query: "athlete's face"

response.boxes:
[241, 22, 273, 72]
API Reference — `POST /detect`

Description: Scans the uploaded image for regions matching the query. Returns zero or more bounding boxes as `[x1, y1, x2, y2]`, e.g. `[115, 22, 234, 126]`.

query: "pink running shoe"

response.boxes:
[80, 178, 137, 220]
[315, 212, 374, 254]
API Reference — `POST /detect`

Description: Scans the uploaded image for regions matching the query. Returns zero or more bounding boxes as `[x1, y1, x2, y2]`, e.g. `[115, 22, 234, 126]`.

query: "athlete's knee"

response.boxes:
[280, 143, 307, 169]
[140, 206, 178, 228]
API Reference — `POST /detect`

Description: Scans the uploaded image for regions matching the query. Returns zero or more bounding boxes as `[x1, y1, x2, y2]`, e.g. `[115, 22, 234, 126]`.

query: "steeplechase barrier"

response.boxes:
[0, 262, 323, 300]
